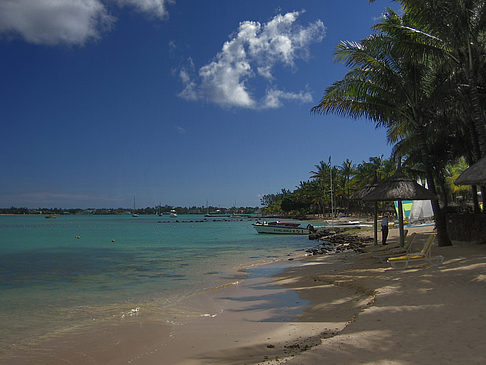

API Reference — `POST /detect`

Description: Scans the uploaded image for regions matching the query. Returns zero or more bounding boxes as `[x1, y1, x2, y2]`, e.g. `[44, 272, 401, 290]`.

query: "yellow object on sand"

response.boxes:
[387, 234, 444, 269]
[371, 232, 416, 262]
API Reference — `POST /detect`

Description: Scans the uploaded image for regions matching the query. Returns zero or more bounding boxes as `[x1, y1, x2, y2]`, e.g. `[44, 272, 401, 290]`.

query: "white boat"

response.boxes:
[205, 213, 231, 217]
[252, 221, 310, 235]
[204, 208, 230, 217]
[329, 220, 361, 226]
[170, 209, 177, 217]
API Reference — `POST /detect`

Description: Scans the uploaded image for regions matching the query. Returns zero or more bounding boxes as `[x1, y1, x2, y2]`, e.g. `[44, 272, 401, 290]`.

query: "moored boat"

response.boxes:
[205, 213, 231, 217]
[252, 221, 310, 235]
[205, 209, 230, 217]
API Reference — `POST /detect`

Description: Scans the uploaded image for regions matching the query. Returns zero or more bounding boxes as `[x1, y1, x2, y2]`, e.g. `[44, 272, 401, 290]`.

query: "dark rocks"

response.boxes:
[305, 233, 372, 256]
[309, 227, 348, 240]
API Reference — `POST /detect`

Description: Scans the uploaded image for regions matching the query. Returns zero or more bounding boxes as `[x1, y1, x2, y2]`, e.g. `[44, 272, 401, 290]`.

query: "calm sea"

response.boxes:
[0, 214, 311, 353]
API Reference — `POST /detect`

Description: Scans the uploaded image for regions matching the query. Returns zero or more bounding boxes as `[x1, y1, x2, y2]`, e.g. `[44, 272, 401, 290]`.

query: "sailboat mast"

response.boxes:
[329, 156, 334, 220]
[131, 196, 139, 217]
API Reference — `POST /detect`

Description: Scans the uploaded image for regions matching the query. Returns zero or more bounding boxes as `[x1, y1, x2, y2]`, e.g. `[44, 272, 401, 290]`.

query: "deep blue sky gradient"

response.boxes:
[0, 0, 397, 208]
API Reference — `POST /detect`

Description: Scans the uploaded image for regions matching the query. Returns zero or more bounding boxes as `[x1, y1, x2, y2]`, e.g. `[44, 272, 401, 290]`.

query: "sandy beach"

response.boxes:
[5, 224, 486, 364]
[267, 226, 486, 365]
[175, 224, 486, 365]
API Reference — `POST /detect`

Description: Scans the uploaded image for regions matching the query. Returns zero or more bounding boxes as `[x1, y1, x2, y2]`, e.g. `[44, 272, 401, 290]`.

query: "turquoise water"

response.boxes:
[0, 214, 310, 352]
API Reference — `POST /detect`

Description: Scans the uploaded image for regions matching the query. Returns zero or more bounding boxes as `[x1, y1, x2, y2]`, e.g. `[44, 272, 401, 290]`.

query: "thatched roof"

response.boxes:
[362, 171, 435, 201]
[455, 156, 486, 185]
[350, 183, 378, 200]
[351, 174, 379, 200]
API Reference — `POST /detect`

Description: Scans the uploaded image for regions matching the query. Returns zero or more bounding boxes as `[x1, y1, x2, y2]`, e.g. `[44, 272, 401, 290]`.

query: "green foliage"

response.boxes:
[260, 156, 399, 216]
[445, 158, 470, 195]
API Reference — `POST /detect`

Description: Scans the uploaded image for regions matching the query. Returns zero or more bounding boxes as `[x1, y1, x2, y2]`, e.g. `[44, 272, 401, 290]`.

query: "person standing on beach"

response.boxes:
[381, 215, 389, 245]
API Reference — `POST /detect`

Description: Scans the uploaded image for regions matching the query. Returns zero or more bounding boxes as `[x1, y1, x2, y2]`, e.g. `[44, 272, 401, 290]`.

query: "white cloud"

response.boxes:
[114, 0, 172, 19]
[175, 125, 186, 134]
[0, 0, 173, 45]
[178, 11, 325, 109]
[261, 89, 313, 109]
[0, 0, 113, 45]
[178, 58, 199, 101]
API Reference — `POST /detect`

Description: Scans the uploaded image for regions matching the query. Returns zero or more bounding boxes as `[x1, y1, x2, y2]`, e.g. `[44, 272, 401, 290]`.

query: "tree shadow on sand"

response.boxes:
[191, 235, 486, 364]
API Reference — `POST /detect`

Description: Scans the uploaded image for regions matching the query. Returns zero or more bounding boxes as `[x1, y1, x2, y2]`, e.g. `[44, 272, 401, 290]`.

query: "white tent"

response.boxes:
[409, 178, 433, 222]
[409, 200, 434, 222]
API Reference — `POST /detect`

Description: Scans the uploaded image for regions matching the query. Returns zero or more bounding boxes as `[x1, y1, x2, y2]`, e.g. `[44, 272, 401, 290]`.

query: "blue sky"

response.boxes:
[0, 0, 396, 209]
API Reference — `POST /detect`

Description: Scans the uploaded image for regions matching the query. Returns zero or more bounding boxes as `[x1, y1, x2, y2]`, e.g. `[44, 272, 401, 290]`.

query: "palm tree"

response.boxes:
[339, 159, 355, 201]
[385, 0, 486, 211]
[310, 161, 329, 213]
[312, 9, 452, 245]
[310, 160, 331, 181]
[397, 0, 486, 155]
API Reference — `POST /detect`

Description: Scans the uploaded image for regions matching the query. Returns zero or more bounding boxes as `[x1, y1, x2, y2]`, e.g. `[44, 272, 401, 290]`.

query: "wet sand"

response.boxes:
[3, 260, 311, 365]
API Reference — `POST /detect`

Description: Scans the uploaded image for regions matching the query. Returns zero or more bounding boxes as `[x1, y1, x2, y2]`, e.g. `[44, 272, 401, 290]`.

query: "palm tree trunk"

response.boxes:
[469, 86, 486, 214]
[468, 120, 482, 162]
[468, 77, 486, 157]
[437, 173, 449, 208]
[416, 125, 452, 246]
[428, 185, 451, 246]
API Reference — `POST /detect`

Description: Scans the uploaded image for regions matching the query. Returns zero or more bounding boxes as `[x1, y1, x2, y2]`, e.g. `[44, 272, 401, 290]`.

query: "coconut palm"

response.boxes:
[382, 0, 486, 211]
[312, 9, 452, 245]
[339, 159, 355, 200]
[310, 160, 331, 181]
[394, 0, 486, 156]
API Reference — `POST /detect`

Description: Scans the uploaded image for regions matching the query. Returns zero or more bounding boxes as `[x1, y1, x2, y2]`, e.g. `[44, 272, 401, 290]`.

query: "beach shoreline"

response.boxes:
[2, 258, 310, 365]
[4, 223, 486, 364]
[171, 223, 486, 364]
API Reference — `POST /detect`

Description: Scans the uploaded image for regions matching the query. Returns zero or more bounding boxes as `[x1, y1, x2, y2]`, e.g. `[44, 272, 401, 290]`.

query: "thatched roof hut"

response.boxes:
[351, 181, 379, 244]
[362, 170, 435, 246]
[455, 156, 486, 185]
[351, 172, 379, 200]
[362, 171, 435, 202]
[350, 183, 378, 200]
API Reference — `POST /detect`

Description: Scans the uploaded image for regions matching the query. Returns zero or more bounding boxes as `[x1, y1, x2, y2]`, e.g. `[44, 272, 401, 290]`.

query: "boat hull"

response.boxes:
[252, 224, 309, 235]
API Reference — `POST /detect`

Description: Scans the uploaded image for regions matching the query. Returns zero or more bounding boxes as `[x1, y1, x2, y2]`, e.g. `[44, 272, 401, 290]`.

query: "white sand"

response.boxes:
[175, 225, 486, 364]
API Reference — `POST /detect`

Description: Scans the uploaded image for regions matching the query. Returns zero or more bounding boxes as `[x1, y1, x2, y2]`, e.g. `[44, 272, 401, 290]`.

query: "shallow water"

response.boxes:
[0, 214, 310, 353]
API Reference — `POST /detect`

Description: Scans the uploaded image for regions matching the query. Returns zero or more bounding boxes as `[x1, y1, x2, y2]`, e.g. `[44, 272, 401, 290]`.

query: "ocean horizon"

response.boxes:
[0, 214, 311, 355]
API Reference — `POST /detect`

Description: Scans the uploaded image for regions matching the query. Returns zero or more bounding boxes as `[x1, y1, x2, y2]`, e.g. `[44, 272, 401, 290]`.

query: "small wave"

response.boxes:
[200, 313, 217, 318]
[121, 307, 140, 319]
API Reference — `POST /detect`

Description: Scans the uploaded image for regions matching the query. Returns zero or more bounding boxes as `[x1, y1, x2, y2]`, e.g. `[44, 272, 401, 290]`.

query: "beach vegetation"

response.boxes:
[260, 156, 473, 217]
[261, 155, 398, 217]
[309, 0, 486, 246]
